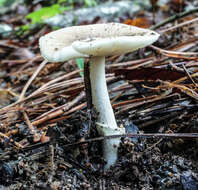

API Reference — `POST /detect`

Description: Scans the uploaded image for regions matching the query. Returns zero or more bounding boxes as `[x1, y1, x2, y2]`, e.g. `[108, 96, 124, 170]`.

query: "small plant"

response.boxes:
[26, 0, 97, 25]
[26, 4, 70, 24]
[76, 58, 84, 78]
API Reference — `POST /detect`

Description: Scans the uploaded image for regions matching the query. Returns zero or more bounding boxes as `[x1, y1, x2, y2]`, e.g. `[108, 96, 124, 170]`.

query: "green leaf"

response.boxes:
[58, 0, 68, 3]
[0, 0, 5, 6]
[84, 0, 97, 7]
[0, 0, 9, 7]
[15, 24, 31, 36]
[26, 4, 64, 24]
[76, 58, 84, 78]
[21, 24, 30, 31]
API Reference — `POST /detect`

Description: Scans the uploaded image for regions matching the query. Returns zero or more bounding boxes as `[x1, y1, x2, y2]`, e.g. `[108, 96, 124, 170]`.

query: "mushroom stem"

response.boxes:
[90, 56, 117, 129]
[89, 56, 125, 169]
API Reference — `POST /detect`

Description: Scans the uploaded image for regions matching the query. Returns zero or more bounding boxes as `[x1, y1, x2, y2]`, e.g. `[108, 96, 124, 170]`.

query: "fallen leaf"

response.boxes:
[124, 17, 152, 28]
[114, 68, 185, 81]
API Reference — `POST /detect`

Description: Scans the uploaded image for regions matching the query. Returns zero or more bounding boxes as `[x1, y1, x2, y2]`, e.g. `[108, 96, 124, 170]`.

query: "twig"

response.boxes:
[18, 59, 48, 101]
[64, 102, 86, 115]
[48, 102, 86, 123]
[160, 17, 198, 33]
[174, 71, 198, 84]
[30, 70, 81, 97]
[32, 91, 85, 126]
[18, 55, 43, 71]
[23, 111, 41, 142]
[0, 131, 23, 148]
[0, 60, 48, 112]
[106, 57, 152, 69]
[115, 93, 176, 115]
[138, 112, 179, 129]
[63, 133, 198, 148]
[150, 45, 198, 60]
[160, 80, 198, 100]
[48, 144, 55, 182]
[150, 7, 198, 30]
[182, 64, 197, 86]
[113, 95, 157, 108]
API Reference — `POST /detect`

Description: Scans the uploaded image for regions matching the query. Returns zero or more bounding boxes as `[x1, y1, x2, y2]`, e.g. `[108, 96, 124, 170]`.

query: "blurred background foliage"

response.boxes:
[0, 0, 98, 24]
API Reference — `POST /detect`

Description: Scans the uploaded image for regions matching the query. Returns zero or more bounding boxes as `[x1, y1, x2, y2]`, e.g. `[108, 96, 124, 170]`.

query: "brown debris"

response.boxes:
[0, 1, 198, 189]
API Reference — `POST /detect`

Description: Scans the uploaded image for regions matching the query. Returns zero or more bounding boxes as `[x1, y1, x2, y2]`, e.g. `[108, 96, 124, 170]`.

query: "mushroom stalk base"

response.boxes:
[89, 56, 125, 169]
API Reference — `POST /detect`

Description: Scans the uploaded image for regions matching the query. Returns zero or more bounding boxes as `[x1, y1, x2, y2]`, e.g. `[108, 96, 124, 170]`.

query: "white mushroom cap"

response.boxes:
[39, 23, 159, 62]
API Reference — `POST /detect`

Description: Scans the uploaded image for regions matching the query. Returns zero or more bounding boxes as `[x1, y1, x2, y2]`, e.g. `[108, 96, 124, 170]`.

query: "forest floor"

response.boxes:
[0, 0, 198, 189]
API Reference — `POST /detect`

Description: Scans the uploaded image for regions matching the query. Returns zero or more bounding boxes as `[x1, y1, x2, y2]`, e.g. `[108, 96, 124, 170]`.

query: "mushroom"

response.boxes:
[39, 23, 160, 169]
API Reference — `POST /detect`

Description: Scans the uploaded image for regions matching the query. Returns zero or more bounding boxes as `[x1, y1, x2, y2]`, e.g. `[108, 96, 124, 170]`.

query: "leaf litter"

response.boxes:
[0, 0, 198, 189]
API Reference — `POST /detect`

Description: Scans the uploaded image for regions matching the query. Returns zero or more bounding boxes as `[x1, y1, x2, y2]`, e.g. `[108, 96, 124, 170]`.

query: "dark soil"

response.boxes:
[0, 0, 198, 189]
